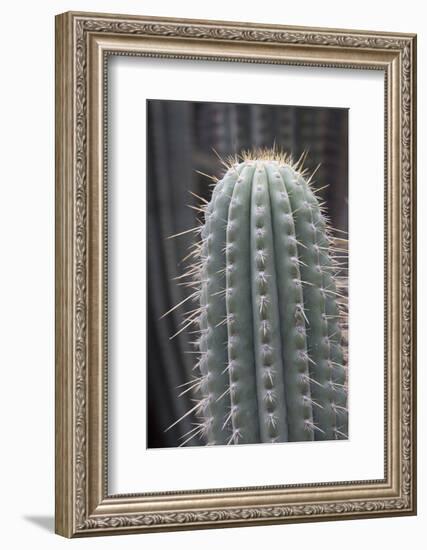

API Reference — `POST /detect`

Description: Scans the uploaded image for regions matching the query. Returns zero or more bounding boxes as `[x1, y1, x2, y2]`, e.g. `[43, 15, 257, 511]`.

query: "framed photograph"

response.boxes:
[55, 11, 417, 537]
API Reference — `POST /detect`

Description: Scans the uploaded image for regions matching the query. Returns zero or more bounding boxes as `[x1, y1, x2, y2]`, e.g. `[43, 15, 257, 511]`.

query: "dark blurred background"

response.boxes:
[147, 99, 348, 448]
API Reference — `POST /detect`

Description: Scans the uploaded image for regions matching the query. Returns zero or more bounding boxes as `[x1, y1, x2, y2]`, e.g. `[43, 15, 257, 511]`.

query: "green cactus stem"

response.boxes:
[168, 150, 348, 445]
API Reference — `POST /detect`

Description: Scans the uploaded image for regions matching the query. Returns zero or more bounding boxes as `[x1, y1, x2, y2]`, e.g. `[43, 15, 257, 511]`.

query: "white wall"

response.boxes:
[0, 1, 423, 548]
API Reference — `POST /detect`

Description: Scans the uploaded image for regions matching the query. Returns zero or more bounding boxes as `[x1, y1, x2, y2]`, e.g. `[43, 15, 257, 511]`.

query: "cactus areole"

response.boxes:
[171, 151, 348, 445]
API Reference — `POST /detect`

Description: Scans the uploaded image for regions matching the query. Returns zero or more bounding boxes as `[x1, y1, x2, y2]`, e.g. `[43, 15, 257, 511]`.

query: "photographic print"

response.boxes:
[147, 100, 349, 448]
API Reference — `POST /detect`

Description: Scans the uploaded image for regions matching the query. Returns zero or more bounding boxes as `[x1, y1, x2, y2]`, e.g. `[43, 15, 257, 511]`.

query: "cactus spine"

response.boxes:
[170, 151, 348, 445]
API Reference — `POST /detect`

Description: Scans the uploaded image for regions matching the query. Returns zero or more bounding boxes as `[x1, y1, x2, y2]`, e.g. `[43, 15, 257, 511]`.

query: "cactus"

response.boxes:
[167, 150, 348, 445]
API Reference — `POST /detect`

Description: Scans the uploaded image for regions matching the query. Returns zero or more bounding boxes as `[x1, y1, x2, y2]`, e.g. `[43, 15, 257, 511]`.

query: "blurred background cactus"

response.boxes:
[147, 100, 348, 447]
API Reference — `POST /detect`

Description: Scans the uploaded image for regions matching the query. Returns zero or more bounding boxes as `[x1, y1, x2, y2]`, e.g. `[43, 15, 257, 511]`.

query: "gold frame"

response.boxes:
[55, 11, 417, 538]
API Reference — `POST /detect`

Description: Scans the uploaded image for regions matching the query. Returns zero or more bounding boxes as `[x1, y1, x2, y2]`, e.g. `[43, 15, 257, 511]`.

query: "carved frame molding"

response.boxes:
[55, 11, 416, 537]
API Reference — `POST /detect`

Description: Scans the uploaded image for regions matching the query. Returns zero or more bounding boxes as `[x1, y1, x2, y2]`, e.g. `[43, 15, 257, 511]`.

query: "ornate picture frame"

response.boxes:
[55, 11, 417, 537]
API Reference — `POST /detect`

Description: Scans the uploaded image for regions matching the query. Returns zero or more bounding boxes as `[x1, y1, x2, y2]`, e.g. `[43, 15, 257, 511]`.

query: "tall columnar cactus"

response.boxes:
[170, 151, 348, 445]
